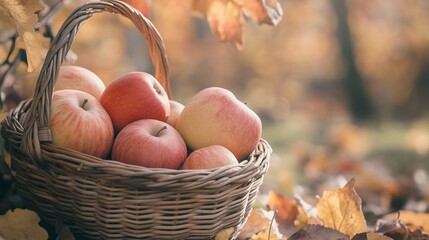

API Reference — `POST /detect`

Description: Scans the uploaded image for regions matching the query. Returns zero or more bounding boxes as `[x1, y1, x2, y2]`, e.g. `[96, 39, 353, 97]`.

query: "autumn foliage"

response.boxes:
[1, 0, 429, 239]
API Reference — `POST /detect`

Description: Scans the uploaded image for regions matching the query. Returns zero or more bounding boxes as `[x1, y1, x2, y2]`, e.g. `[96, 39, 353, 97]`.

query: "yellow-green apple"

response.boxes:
[100, 72, 170, 132]
[181, 145, 238, 170]
[112, 119, 187, 169]
[54, 65, 106, 99]
[166, 100, 184, 128]
[176, 87, 261, 161]
[50, 89, 114, 158]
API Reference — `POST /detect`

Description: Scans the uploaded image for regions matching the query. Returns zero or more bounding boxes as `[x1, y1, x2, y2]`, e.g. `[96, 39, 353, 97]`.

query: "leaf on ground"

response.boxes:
[0, 208, 48, 240]
[238, 208, 283, 240]
[294, 198, 320, 229]
[215, 227, 234, 240]
[376, 212, 429, 239]
[238, 0, 283, 25]
[317, 178, 367, 238]
[267, 190, 299, 227]
[0, 0, 45, 72]
[288, 224, 349, 240]
[351, 232, 393, 240]
[382, 211, 429, 234]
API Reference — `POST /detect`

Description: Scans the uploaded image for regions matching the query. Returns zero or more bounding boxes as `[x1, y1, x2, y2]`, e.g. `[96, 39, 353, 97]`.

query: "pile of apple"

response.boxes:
[50, 65, 262, 170]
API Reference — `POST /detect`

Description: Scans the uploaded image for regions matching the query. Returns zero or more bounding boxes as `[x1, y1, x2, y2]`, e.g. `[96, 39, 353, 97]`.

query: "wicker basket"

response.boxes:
[1, 0, 271, 239]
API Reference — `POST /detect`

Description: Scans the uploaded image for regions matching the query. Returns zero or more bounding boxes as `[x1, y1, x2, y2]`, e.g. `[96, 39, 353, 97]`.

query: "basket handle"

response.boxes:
[21, 0, 170, 160]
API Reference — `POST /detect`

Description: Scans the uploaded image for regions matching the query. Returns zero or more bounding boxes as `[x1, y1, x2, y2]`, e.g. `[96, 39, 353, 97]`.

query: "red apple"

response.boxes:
[176, 87, 262, 161]
[50, 89, 114, 158]
[166, 100, 184, 128]
[181, 145, 238, 170]
[100, 72, 170, 132]
[55, 65, 106, 99]
[112, 119, 187, 169]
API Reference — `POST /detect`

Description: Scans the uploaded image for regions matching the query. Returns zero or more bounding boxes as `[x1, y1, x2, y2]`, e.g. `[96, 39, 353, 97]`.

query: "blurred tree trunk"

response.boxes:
[403, 59, 429, 118]
[332, 0, 375, 121]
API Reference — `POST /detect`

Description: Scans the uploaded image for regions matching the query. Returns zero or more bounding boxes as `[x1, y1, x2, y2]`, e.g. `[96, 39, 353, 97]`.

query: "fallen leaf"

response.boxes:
[351, 232, 393, 240]
[375, 217, 428, 240]
[0, 0, 45, 72]
[317, 178, 367, 238]
[378, 211, 429, 238]
[250, 228, 284, 240]
[375, 217, 405, 234]
[267, 191, 299, 226]
[352, 233, 387, 240]
[288, 224, 349, 240]
[239, 0, 283, 25]
[238, 208, 283, 240]
[215, 227, 234, 240]
[0, 208, 48, 240]
[294, 199, 320, 229]
[383, 211, 429, 233]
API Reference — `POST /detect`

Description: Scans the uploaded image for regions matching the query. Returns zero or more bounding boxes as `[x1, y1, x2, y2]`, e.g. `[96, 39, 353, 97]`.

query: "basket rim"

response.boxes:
[2, 98, 271, 189]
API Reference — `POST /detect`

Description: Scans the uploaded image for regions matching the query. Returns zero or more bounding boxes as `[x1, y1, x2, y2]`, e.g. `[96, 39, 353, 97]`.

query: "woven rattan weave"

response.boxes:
[1, 0, 271, 239]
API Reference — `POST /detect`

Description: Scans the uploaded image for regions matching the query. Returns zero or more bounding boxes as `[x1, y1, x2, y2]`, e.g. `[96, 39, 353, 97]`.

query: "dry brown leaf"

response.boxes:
[239, 0, 283, 25]
[238, 208, 283, 240]
[289, 224, 349, 240]
[317, 178, 367, 238]
[0, 208, 48, 240]
[0, 0, 45, 72]
[250, 228, 284, 240]
[187, 0, 282, 49]
[352, 232, 393, 240]
[375, 216, 428, 240]
[383, 211, 429, 234]
[267, 191, 299, 226]
[207, 0, 244, 50]
[294, 199, 320, 229]
[188, 0, 245, 49]
[0, 13, 15, 31]
[215, 227, 234, 240]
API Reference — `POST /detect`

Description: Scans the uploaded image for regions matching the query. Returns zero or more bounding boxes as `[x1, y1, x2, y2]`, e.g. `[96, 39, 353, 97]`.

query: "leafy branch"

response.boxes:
[0, 0, 64, 110]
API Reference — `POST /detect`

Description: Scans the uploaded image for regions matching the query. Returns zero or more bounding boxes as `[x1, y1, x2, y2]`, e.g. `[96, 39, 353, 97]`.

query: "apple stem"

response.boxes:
[155, 125, 167, 137]
[244, 101, 248, 105]
[81, 99, 88, 108]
